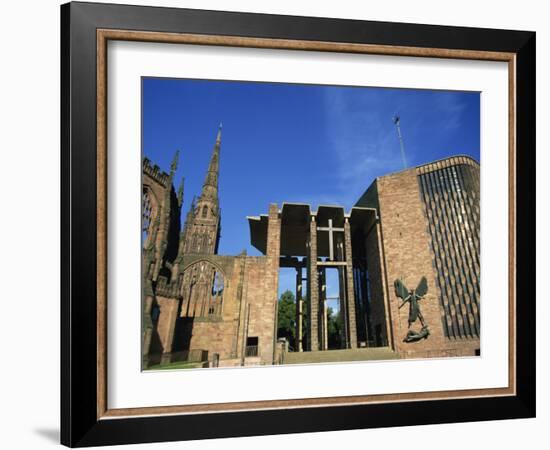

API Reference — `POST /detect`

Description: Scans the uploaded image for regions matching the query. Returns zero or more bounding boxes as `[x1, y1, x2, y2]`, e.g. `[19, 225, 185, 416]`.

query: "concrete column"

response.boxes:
[309, 216, 319, 351]
[320, 269, 328, 351]
[324, 298, 328, 350]
[266, 204, 281, 258]
[295, 267, 303, 352]
[266, 204, 281, 363]
[338, 266, 348, 348]
[344, 218, 358, 349]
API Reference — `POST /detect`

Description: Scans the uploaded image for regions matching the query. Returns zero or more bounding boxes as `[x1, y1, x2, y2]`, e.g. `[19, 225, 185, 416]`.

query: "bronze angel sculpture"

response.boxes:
[394, 277, 430, 342]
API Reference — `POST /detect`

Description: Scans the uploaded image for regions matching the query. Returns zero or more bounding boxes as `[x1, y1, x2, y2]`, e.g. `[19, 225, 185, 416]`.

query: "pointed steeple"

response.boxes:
[199, 125, 222, 201]
[179, 127, 222, 256]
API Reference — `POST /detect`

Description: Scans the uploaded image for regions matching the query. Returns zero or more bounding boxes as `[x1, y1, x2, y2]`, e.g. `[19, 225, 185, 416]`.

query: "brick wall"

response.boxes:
[374, 167, 479, 358]
[376, 169, 447, 357]
[364, 221, 391, 347]
[243, 256, 278, 364]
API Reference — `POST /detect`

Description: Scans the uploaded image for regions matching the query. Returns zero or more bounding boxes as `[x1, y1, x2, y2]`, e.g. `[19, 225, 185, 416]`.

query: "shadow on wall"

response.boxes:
[34, 428, 59, 444]
[173, 316, 194, 352]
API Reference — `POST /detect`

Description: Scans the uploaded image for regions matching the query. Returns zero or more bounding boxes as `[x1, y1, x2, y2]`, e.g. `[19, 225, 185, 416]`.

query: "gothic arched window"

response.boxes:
[142, 188, 156, 248]
[212, 270, 224, 296]
[142, 189, 152, 232]
[181, 261, 225, 318]
[202, 205, 208, 218]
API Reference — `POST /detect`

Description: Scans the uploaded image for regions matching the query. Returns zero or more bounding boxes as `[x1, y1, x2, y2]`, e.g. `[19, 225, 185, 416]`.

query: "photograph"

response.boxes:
[141, 78, 481, 370]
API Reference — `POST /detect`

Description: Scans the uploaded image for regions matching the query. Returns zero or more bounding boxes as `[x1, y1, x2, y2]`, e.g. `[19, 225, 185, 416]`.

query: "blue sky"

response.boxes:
[142, 77, 480, 301]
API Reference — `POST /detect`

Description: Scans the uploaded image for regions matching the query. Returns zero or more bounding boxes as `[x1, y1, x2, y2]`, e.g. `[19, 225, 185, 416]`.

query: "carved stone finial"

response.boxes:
[177, 177, 184, 206]
[170, 149, 179, 175]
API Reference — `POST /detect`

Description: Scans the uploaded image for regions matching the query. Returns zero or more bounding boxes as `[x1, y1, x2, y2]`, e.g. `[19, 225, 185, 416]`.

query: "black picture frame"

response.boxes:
[61, 1, 535, 447]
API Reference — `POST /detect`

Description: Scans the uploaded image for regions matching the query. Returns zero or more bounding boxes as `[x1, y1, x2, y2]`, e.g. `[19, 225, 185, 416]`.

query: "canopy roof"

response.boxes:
[247, 203, 377, 257]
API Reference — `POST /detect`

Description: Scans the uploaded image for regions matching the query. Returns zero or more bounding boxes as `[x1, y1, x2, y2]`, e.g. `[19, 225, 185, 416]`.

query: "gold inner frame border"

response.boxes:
[96, 28, 517, 420]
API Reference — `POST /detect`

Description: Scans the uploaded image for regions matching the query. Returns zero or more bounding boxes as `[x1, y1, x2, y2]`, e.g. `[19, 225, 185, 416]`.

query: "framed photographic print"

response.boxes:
[60, 1, 536, 447]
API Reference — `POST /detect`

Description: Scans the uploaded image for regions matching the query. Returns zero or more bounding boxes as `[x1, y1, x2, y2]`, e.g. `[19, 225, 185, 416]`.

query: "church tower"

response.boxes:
[180, 125, 222, 255]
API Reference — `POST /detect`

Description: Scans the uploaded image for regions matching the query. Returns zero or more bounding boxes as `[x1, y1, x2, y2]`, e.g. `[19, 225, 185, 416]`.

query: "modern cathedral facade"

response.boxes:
[142, 127, 480, 368]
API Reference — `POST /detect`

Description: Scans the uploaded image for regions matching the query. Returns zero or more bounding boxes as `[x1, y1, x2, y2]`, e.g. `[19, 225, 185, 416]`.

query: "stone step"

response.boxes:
[282, 346, 399, 365]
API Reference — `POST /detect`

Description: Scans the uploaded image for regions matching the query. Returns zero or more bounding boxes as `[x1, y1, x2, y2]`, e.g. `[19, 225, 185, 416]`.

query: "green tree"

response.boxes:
[327, 306, 344, 349]
[277, 290, 296, 343]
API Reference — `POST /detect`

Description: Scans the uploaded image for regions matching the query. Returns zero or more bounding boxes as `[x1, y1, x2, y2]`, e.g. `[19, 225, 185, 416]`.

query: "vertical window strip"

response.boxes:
[419, 165, 481, 339]
[455, 166, 481, 294]
[454, 165, 481, 322]
[431, 170, 460, 337]
[441, 166, 475, 337]
[420, 174, 453, 338]
[438, 168, 464, 337]
[423, 172, 457, 337]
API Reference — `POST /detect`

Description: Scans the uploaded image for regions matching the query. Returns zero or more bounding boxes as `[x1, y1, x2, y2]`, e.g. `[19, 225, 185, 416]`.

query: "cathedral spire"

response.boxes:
[180, 127, 222, 256]
[199, 125, 221, 201]
[216, 122, 222, 144]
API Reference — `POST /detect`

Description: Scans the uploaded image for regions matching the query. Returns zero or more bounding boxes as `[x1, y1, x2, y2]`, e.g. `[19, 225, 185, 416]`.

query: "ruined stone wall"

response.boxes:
[241, 256, 277, 364]
[142, 160, 180, 282]
[153, 296, 179, 356]
[184, 320, 238, 360]
[168, 252, 279, 366]
[245, 204, 280, 364]
[177, 255, 240, 361]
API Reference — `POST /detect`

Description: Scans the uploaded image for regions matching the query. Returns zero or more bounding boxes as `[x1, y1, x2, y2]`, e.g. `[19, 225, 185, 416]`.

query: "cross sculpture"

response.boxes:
[317, 218, 344, 261]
